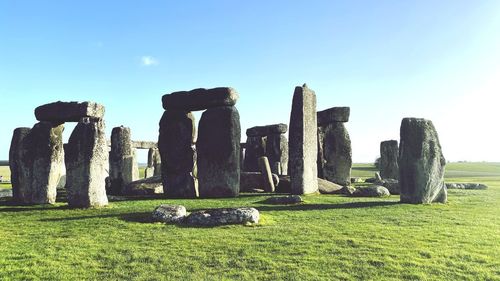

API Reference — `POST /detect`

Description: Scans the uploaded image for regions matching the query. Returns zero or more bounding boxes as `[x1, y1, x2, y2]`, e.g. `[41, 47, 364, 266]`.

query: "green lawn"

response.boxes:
[0, 163, 499, 280]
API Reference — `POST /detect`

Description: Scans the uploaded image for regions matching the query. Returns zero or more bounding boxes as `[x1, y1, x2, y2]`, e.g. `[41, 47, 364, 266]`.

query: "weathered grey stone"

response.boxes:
[320, 122, 352, 186]
[380, 140, 399, 180]
[162, 87, 239, 111]
[243, 136, 265, 172]
[65, 119, 109, 208]
[317, 107, 350, 125]
[185, 207, 259, 226]
[399, 118, 447, 204]
[108, 126, 139, 195]
[288, 84, 318, 194]
[144, 167, 154, 178]
[351, 177, 363, 183]
[258, 156, 275, 192]
[124, 176, 164, 195]
[9, 127, 31, 203]
[263, 195, 303, 204]
[147, 147, 162, 177]
[240, 172, 279, 192]
[318, 178, 344, 194]
[445, 183, 488, 190]
[276, 175, 291, 193]
[14, 123, 65, 204]
[35, 101, 104, 122]
[132, 141, 157, 149]
[197, 106, 240, 198]
[152, 204, 187, 223]
[158, 110, 198, 198]
[246, 123, 288, 137]
[265, 134, 288, 175]
[377, 178, 400, 195]
[352, 185, 391, 197]
[341, 185, 356, 195]
[365, 177, 377, 183]
[375, 172, 382, 182]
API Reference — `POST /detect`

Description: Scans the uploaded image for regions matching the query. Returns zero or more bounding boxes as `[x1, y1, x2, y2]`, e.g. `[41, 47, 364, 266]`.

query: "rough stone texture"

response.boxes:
[317, 107, 350, 125]
[9, 127, 31, 203]
[446, 183, 488, 190]
[243, 136, 265, 172]
[152, 204, 187, 223]
[246, 123, 287, 137]
[276, 175, 291, 193]
[318, 178, 344, 194]
[288, 84, 318, 194]
[108, 126, 139, 195]
[263, 195, 303, 204]
[65, 120, 109, 208]
[144, 167, 154, 178]
[380, 140, 399, 180]
[399, 118, 447, 204]
[377, 178, 400, 195]
[258, 156, 275, 192]
[185, 208, 259, 226]
[158, 110, 198, 198]
[320, 122, 352, 186]
[240, 172, 279, 192]
[35, 101, 104, 122]
[132, 141, 157, 149]
[147, 148, 162, 177]
[197, 106, 240, 198]
[124, 176, 164, 195]
[351, 177, 363, 183]
[375, 172, 382, 182]
[265, 134, 288, 175]
[13, 123, 65, 204]
[352, 185, 391, 197]
[162, 87, 239, 111]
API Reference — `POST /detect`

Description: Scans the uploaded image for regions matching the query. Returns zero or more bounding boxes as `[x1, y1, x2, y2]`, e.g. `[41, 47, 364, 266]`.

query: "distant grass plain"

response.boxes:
[0, 162, 499, 280]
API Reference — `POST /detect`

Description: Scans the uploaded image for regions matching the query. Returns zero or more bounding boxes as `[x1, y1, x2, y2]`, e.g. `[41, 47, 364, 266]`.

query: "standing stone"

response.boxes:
[258, 156, 275, 192]
[108, 126, 139, 195]
[11, 123, 64, 204]
[288, 84, 318, 195]
[197, 106, 240, 197]
[243, 136, 265, 172]
[399, 118, 447, 204]
[158, 110, 197, 198]
[380, 140, 399, 180]
[317, 126, 326, 179]
[148, 147, 162, 177]
[321, 122, 352, 186]
[265, 134, 288, 175]
[65, 119, 109, 208]
[9, 127, 31, 203]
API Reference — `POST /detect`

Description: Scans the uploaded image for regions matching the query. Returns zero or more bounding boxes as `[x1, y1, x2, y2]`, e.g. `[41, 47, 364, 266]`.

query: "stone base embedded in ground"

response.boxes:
[152, 205, 187, 223]
[124, 176, 164, 195]
[352, 185, 391, 197]
[446, 183, 488, 190]
[263, 195, 303, 204]
[318, 178, 344, 194]
[240, 172, 279, 192]
[184, 208, 259, 226]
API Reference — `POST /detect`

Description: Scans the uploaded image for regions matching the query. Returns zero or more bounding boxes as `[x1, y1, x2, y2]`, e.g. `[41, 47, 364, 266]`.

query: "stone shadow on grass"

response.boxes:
[255, 201, 400, 212]
[0, 199, 72, 212]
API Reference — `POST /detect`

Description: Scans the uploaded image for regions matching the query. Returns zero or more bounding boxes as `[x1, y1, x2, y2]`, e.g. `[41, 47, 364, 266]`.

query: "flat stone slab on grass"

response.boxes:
[446, 183, 488, 190]
[184, 207, 259, 226]
[162, 87, 239, 111]
[35, 101, 105, 122]
[318, 178, 344, 194]
[152, 205, 187, 223]
[352, 185, 391, 197]
[263, 195, 303, 205]
[246, 123, 288, 137]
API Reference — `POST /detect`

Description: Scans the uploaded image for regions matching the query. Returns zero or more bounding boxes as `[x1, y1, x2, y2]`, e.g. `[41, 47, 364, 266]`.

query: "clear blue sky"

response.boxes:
[1, 0, 499, 162]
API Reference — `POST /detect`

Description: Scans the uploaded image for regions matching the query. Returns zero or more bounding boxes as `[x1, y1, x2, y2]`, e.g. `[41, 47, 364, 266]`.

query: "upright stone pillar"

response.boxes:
[288, 84, 318, 194]
[197, 106, 241, 197]
[380, 140, 399, 179]
[9, 127, 31, 203]
[244, 124, 288, 175]
[243, 136, 265, 172]
[108, 126, 138, 195]
[399, 118, 447, 204]
[317, 107, 352, 186]
[65, 119, 109, 208]
[158, 110, 197, 198]
[149, 147, 162, 177]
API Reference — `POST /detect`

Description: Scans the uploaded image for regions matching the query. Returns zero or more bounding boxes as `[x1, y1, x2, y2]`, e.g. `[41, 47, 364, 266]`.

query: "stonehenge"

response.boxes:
[317, 107, 352, 186]
[399, 118, 447, 204]
[108, 126, 139, 195]
[288, 84, 318, 195]
[243, 124, 288, 175]
[159, 87, 241, 198]
[380, 140, 399, 179]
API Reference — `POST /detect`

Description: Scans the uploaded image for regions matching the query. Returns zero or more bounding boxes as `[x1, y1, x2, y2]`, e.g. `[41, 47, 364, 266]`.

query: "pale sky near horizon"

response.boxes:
[1, 0, 499, 163]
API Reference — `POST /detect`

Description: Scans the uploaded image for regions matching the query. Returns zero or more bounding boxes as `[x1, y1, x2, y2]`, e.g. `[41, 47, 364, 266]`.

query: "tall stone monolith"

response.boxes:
[399, 118, 447, 204]
[288, 84, 318, 194]
[322, 122, 352, 186]
[380, 140, 399, 180]
[108, 126, 138, 195]
[9, 127, 31, 203]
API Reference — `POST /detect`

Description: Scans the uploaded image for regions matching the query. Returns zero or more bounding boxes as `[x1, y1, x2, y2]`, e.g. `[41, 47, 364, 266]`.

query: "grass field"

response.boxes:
[0, 163, 499, 280]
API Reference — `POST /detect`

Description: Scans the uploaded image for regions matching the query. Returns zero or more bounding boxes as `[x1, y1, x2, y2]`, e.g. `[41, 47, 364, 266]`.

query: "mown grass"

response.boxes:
[0, 163, 499, 280]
